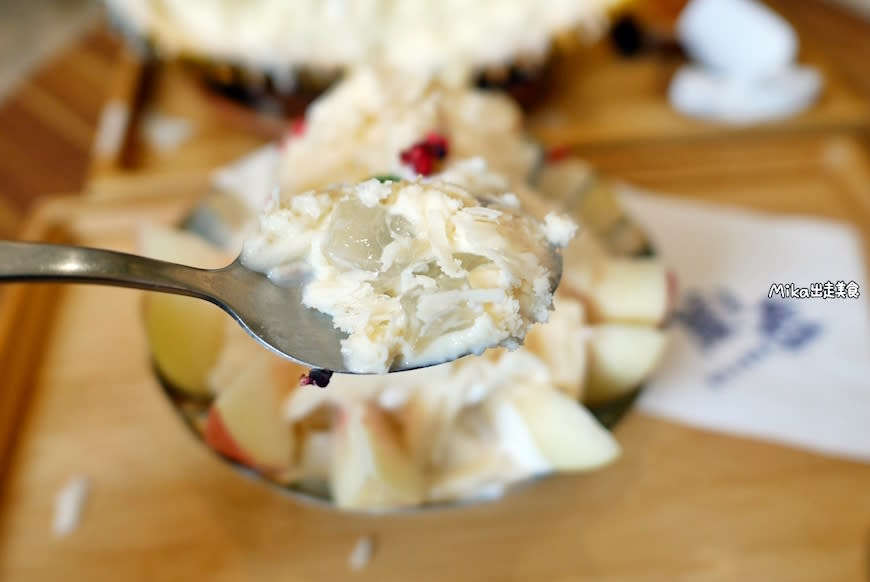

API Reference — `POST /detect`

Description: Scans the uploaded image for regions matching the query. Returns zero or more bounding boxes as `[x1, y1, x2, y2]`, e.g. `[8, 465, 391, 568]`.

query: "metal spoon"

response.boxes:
[0, 241, 562, 374]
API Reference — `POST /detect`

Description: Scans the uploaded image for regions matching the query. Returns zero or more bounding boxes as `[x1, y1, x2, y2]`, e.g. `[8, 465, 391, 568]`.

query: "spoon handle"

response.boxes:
[0, 241, 219, 301]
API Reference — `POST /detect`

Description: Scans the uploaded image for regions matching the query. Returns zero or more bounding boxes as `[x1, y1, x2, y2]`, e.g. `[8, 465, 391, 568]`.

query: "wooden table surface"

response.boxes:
[2, 135, 870, 582]
[1, 1, 870, 581]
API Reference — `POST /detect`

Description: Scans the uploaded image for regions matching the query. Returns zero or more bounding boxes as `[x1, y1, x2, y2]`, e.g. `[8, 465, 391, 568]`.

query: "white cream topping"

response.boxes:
[276, 68, 540, 195]
[241, 167, 574, 373]
[106, 0, 620, 80]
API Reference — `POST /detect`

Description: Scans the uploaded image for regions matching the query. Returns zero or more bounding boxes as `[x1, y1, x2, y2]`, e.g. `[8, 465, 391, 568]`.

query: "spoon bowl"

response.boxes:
[0, 241, 561, 374]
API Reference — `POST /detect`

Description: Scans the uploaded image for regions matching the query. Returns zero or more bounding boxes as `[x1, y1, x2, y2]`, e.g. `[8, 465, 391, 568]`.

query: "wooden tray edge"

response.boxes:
[0, 198, 78, 483]
[0, 191, 202, 484]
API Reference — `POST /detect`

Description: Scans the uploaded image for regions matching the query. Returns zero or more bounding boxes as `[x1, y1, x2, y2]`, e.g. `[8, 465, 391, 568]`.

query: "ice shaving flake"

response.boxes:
[543, 212, 578, 247]
[499, 192, 521, 208]
[472, 483, 509, 501]
[356, 179, 393, 206]
[290, 192, 325, 218]
[141, 110, 194, 152]
[378, 385, 411, 409]
[461, 206, 503, 221]
[348, 535, 376, 571]
[53, 475, 90, 537]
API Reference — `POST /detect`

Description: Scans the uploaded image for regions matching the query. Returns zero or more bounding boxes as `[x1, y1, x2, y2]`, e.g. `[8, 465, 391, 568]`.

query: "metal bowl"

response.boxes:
[149, 155, 659, 512]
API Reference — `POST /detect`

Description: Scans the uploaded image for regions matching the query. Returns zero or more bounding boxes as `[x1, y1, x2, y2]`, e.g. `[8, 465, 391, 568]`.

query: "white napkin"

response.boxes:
[619, 189, 870, 462]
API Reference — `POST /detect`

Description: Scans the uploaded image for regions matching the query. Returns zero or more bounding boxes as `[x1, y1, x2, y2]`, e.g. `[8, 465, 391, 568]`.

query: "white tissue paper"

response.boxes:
[620, 189, 870, 462]
[670, 0, 823, 124]
[677, 0, 797, 79]
[668, 65, 823, 125]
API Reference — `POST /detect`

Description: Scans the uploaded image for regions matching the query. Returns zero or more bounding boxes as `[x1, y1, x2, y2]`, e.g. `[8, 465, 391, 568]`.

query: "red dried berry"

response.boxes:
[399, 145, 419, 165]
[309, 368, 333, 387]
[413, 146, 431, 162]
[399, 144, 436, 175]
[546, 145, 571, 163]
[423, 132, 449, 159]
[299, 369, 333, 388]
[399, 133, 449, 176]
[290, 117, 306, 137]
[414, 155, 435, 176]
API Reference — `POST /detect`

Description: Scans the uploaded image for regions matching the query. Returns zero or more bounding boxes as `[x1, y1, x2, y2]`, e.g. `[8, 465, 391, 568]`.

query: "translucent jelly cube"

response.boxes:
[324, 200, 393, 271]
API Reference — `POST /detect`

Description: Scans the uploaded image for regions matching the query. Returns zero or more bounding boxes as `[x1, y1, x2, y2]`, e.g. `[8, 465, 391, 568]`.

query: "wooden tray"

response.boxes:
[3, 135, 870, 581]
[83, 39, 870, 191]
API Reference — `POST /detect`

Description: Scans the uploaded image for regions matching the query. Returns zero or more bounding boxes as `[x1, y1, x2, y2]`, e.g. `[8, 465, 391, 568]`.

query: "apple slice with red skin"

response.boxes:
[204, 351, 299, 471]
[204, 408, 251, 465]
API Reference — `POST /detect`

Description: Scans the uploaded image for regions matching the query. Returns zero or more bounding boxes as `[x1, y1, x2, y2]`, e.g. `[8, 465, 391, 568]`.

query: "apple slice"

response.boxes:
[398, 388, 454, 466]
[206, 320, 258, 397]
[274, 430, 334, 484]
[507, 385, 621, 471]
[331, 403, 424, 510]
[562, 257, 669, 326]
[204, 350, 296, 470]
[296, 431, 333, 480]
[204, 405, 251, 465]
[137, 223, 231, 269]
[144, 294, 227, 398]
[486, 396, 552, 475]
[522, 294, 588, 399]
[584, 324, 669, 405]
[207, 315, 308, 397]
[427, 401, 538, 502]
[427, 440, 513, 503]
[138, 224, 233, 398]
